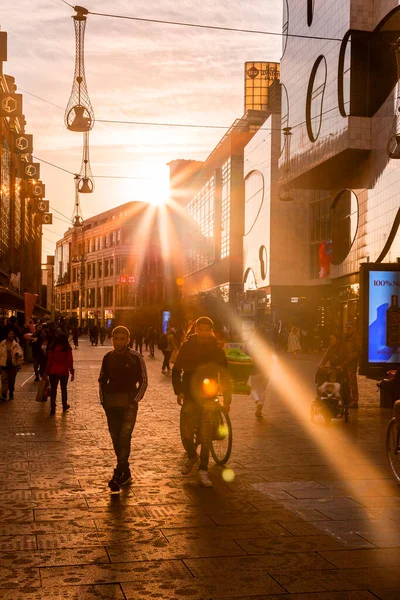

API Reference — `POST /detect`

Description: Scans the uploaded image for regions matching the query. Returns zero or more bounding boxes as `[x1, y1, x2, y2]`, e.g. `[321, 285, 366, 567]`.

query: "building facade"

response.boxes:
[276, 0, 400, 332]
[0, 31, 46, 318]
[54, 202, 166, 329]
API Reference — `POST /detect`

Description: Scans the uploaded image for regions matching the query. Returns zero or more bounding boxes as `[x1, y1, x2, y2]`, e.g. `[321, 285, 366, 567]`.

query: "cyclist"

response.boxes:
[172, 316, 231, 488]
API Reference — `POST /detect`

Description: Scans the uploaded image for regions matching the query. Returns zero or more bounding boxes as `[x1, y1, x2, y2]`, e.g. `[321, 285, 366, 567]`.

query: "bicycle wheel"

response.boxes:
[386, 418, 400, 484]
[210, 408, 232, 465]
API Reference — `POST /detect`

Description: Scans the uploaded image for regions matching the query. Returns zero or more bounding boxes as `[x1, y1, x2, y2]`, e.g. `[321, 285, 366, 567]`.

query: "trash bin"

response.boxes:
[224, 348, 253, 395]
[378, 379, 395, 409]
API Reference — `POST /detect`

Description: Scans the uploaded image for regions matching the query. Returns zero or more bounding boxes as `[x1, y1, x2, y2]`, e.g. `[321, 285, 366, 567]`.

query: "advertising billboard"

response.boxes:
[161, 310, 171, 334]
[360, 263, 400, 375]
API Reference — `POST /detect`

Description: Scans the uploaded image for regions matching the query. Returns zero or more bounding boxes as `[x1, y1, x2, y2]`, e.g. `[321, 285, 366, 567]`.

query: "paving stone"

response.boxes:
[236, 534, 347, 555]
[0, 547, 110, 568]
[0, 584, 125, 599]
[39, 559, 191, 586]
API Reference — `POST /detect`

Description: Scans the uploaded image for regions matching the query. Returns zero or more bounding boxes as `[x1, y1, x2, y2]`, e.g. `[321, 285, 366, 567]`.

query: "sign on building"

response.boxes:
[23, 162, 40, 180]
[41, 213, 53, 225]
[32, 182, 45, 198]
[34, 199, 49, 213]
[0, 92, 22, 118]
[15, 134, 33, 154]
[244, 62, 280, 112]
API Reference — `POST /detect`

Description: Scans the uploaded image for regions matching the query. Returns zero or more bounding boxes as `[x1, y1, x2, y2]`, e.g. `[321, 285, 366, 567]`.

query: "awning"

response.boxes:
[0, 287, 50, 317]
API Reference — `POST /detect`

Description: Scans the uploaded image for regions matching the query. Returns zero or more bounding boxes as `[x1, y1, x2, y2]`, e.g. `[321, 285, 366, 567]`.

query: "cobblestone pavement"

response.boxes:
[0, 339, 399, 599]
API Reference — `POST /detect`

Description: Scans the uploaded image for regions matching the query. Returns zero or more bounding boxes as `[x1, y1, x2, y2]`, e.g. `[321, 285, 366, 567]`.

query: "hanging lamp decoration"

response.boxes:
[78, 131, 95, 193]
[64, 6, 95, 132]
[72, 174, 84, 228]
[387, 38, 400, 159]
[280, 126, 295, 201]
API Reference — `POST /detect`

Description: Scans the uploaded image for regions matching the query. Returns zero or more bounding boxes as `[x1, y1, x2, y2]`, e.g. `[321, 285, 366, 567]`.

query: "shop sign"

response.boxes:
[0, 92, 22, 117]
[120, 275, 136, 284]
[32, 182, 45, 198]
[34, 200, 49, 213]
[360, 263, 400, 373]
[15, 134, 33, 154]
[23, 162, 40, 180]
[41, 213, 53, 225]
[291, 297, 299, 303]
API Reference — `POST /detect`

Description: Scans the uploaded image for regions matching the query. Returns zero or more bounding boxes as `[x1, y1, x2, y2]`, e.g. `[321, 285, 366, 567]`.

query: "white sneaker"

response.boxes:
[255, 403, 263, 418]
[181, 454, 199, 475]
[198, 469, 213, 487]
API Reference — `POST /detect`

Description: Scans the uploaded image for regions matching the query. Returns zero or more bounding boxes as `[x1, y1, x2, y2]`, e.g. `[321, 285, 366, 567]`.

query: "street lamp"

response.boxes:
[64, 5, 95, 132]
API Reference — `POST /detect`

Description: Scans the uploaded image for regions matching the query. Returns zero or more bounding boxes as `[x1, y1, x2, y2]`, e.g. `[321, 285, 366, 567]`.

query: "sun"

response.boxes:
[143, 164, 170, 205]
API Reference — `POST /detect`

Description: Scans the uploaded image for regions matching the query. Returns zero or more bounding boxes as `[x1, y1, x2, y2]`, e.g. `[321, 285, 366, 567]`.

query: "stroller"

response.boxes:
[311, 367, 349, 425]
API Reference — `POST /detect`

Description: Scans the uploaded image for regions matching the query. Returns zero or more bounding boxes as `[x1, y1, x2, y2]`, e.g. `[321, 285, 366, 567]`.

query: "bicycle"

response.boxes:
[180, 400, 233, 465]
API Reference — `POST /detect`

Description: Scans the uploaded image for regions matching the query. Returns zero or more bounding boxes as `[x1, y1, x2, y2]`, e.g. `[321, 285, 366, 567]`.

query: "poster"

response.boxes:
[367, 270, 400, 364]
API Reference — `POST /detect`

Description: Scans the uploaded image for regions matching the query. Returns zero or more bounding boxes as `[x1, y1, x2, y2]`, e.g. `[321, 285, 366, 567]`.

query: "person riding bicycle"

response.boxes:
[172, 316, 231, 488]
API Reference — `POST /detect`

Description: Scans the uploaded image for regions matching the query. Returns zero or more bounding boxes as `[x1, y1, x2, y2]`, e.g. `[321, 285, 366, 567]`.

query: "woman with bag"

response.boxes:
[0, 330, 24, 401]
[44, 333, 74, 415]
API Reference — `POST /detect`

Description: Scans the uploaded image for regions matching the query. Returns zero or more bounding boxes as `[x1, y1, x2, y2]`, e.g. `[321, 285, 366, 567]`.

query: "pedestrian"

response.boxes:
[91, 325, 99, 346]
[0, 330, 24, 401]
[134, 328, 143, 354]
[147, 327, 156, 357]
[44, 333, 74, 415]
[100, 326, 107, 346]
[72, 326, 79, 349]
[319, 333, 344, 369]
[287, 325, 302, 358]
[161, 327, 177, 374]
[342, 322, 361, 408]
[30, 323, 43, 381]
[98, 326, 148, 493]
[248, 327, 273, 418]
[172, 316, 231, 488]
[38, 329, 52, 378]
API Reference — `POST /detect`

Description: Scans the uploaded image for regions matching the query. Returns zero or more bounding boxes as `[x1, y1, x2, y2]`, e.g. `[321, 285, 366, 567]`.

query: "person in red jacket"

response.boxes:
[44, 333, 74, 415]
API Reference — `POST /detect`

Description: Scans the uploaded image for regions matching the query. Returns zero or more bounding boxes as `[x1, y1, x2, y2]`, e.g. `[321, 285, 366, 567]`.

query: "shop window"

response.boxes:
[72, 290, 79, 309]
[244, 171, 264, 236]
[306, 55, 327, 142]
[331, 189, 358, 265]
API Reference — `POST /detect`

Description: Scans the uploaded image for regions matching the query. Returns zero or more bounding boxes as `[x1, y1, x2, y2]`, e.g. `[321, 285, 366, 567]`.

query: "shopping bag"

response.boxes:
[35, 378, 48, 402]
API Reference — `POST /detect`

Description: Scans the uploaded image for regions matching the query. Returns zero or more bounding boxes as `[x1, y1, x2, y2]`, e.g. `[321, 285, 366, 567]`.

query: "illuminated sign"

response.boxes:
[244, 61, 280, 112]
[161, 310, 170, 334]
[41, 213, 53, 225]
[360, 263, 400, 374]
[32, 182, 45, 198]
[120, 275, 136, 284]
[35, 200, 50, 213]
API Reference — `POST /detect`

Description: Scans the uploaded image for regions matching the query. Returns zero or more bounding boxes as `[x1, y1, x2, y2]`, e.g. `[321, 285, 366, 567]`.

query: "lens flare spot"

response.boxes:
[222, 468, 235, 482]
[176, 277, 184, 286]
[202, 378, 218, 396]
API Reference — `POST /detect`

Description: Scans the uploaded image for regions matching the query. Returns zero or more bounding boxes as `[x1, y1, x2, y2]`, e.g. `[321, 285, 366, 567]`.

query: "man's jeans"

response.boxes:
[104, 403, 138, 472]
[181, 399, 216, 471]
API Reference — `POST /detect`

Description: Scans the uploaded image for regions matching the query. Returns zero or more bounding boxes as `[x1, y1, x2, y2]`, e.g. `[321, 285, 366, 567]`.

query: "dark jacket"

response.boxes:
[172, 334, 231, 405]
[98, 348, 148, 403]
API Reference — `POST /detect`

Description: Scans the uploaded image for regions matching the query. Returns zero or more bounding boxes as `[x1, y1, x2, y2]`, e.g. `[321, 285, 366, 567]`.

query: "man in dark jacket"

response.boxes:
[172, 316, 231, 488]
[99, 326, 148, 493]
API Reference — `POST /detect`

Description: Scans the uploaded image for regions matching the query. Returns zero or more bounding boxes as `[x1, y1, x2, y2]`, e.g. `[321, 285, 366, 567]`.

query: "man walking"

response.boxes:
[172, 316, 231, 488]
[99, 326, 147, 493]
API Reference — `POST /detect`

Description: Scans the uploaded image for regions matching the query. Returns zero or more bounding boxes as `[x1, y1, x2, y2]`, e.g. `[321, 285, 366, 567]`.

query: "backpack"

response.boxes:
[158, 333, 167, 350]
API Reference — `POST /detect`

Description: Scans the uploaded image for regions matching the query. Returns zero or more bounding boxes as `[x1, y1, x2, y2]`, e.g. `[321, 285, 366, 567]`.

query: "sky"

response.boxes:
[1, 1, 282, 258]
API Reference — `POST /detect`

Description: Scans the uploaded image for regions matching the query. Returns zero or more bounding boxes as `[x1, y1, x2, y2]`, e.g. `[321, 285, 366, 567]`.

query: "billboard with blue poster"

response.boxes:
[360, 263, 400, 375]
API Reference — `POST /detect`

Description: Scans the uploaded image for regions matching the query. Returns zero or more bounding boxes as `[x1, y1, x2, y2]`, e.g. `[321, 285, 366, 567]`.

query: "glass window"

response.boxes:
[185, 175, 216, 274]
[116, 230, 121, 246]
[221, 159, 231, 259]
[110, 259, 114, 276]
[338, 32, 351, 117]
[98, 236, 103, 250]
[98, 261, 103, 278]
[282, 0, 289, 57]
[87, 263, 92, 280]
[244, 170, 264, 236]
[309, 190, 332, 278]
[104, 235, 109, 249]
[104, 260, 109, 277]
[331, 189, 358, 265]
[306, 55, 327, 142]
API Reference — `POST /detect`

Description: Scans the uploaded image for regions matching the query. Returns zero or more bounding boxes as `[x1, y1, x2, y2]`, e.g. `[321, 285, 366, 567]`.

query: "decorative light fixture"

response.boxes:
[280, 126, 295, 201]
[78, 132, 94, 193]
[72, 174, 84, 228]
[387, 38, 400, 158]
[64, 6, 95, 132]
